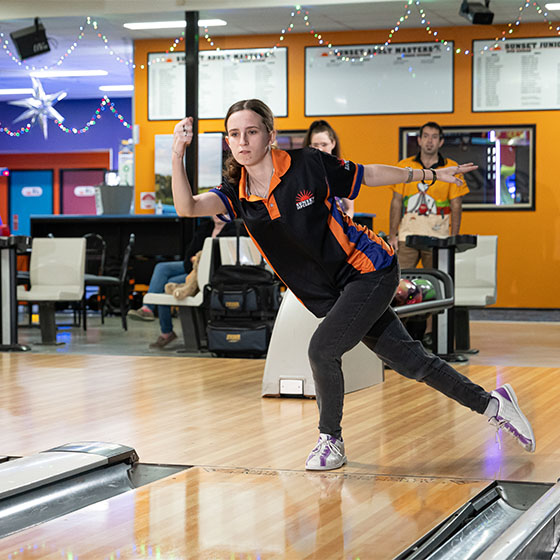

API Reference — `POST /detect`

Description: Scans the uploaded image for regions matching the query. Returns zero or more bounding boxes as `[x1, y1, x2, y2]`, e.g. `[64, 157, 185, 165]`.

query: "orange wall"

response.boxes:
[0, 151, 110, 224]
[134, 24, 560, 309]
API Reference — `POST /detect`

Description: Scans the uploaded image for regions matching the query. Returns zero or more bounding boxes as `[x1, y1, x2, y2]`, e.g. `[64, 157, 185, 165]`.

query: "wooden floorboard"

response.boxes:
[0, 320, 559, 558]
[1, 353, 558, 482]
[468, 320, 560, 367]
[0, 466, 489, 559]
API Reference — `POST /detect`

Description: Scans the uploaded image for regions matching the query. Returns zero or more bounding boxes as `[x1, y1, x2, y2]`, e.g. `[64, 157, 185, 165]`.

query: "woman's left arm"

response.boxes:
[362, 163, 477, 187]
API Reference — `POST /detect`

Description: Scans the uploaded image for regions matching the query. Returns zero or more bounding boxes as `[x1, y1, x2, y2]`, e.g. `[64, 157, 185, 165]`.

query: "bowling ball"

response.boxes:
[394, 278, 423, 306]
[412, 278, 436, 301]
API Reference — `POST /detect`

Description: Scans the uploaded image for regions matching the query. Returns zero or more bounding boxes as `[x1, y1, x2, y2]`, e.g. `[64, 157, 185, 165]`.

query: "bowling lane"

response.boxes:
[0, 466, 488, 559]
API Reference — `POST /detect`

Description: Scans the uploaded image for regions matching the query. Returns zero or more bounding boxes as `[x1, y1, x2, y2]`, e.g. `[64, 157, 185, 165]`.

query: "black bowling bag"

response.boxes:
[205, 225, 281, 357]
[206, 264, 280, 319]
[206, 322, 272, 358]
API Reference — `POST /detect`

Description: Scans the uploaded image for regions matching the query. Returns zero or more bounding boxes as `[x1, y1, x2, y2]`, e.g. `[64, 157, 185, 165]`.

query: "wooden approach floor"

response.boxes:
[0, 321, 559, 559]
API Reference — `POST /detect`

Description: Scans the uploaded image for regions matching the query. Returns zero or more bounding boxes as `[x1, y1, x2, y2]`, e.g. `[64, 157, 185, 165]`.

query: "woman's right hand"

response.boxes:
[172, 117, 194, 158]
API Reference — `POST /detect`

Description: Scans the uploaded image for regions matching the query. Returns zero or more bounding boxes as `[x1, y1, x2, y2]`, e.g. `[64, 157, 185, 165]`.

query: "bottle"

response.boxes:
[155, 200, 163, 215]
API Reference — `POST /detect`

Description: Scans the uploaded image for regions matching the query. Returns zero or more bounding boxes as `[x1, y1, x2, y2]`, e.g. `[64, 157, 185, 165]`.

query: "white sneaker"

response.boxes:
[489, 384, 535, 452]
[305, 433, 347, 471]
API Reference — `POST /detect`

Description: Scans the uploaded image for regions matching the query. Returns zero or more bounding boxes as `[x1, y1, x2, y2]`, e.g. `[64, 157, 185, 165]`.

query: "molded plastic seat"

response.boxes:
[17, 238, 86, 302]
[454, 235, 498, 352]
[455, 235, 498, 307]
[143, 236, 262, 351]
[16, 237, 86, 344]
[143, 235, 214, 310]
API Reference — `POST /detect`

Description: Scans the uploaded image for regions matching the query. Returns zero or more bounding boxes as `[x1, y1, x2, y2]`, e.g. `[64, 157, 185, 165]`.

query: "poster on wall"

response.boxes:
[148, 48, 288, 121]
[473, 37, 560, 112]
[153, 134, 173, 205]
[154, 133, 224, 206]
[117, 149, 134, 186]
[305, 42, 454, 116]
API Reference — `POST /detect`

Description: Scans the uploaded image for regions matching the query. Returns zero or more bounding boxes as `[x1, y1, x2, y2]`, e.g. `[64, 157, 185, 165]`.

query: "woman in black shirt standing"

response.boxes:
[170, 99, 535, 471]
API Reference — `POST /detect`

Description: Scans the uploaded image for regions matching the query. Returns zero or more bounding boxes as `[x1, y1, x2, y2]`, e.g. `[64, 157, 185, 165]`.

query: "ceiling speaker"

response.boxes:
[459, 1, 495, 25]
[10, 18, 50, 60]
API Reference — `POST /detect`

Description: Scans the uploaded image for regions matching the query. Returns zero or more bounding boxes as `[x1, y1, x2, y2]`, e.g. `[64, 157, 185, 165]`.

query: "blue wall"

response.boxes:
[0, 97, 132, 166]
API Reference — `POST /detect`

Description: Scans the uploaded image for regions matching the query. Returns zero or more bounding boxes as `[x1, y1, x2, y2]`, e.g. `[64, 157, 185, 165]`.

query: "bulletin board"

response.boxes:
[472, 37, 560, 112]
[148, 48, 288, 121]
[305, 42, 454, 116]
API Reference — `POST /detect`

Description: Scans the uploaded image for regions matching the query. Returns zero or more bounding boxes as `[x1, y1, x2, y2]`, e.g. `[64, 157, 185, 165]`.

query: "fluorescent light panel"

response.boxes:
[123, 19, 226, 30]
[30, 70, 108, 78]
[544, 3, 560, 9]
[0, 88, 34, 95]
[99, 85, 134, 92]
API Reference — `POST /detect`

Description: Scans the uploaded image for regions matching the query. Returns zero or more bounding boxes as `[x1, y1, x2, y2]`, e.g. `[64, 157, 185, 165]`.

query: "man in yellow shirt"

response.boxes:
[389, 122, 468, 269]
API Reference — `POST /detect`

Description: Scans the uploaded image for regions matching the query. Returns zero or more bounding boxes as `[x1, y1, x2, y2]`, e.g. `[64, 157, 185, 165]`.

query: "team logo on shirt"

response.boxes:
[295, 190, 315, 210]
[338, 158, 351, 170]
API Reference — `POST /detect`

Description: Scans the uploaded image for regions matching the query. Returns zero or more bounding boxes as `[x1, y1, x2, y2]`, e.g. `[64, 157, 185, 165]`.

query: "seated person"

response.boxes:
[129, 215, 242, 348]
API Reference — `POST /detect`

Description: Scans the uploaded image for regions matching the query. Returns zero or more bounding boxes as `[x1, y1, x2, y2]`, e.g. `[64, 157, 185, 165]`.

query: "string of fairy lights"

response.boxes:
[55, 96, 132, 134]
[0, 16, 186, 72]
[0, 0, 559, 137]
[209, 0, 559, 60]
[0, 96, 131, 137]
[0, 0, 557, 70]
[287, 0, 560, 61]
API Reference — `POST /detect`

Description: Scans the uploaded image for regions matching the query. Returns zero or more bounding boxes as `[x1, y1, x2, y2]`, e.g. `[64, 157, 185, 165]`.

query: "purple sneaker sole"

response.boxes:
[490, 384, 535, 452]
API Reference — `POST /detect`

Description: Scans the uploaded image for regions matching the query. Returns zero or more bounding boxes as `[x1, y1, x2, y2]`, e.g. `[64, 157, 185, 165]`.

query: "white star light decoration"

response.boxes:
[9, 77, 67, 140]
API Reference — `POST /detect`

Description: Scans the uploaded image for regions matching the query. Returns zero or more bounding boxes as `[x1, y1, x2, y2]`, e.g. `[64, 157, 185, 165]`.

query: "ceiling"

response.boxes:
[0, 0, 558, 101]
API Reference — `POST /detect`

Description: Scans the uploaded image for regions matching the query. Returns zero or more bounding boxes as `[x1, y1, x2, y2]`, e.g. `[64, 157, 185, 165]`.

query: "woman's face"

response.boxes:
[310, 131, 336, 155]
[226, 109, 275, 168]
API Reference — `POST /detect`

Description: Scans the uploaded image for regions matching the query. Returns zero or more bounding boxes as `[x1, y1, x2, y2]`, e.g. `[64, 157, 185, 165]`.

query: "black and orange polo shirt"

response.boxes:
[210, 147, 394, 318]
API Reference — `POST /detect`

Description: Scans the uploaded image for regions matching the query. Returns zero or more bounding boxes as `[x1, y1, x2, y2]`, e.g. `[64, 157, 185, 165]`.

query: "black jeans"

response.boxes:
[308, 260, 491, 439]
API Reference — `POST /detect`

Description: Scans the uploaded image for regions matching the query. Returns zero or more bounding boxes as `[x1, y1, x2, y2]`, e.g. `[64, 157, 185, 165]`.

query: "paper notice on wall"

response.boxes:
[473, 38, 560, 112]
[140, 191, 156, 210]
[148, 53, 187, 120]
[198, 48, 287, 118]
[148, 48, 287, 120]
[118, 151, 134, 186]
